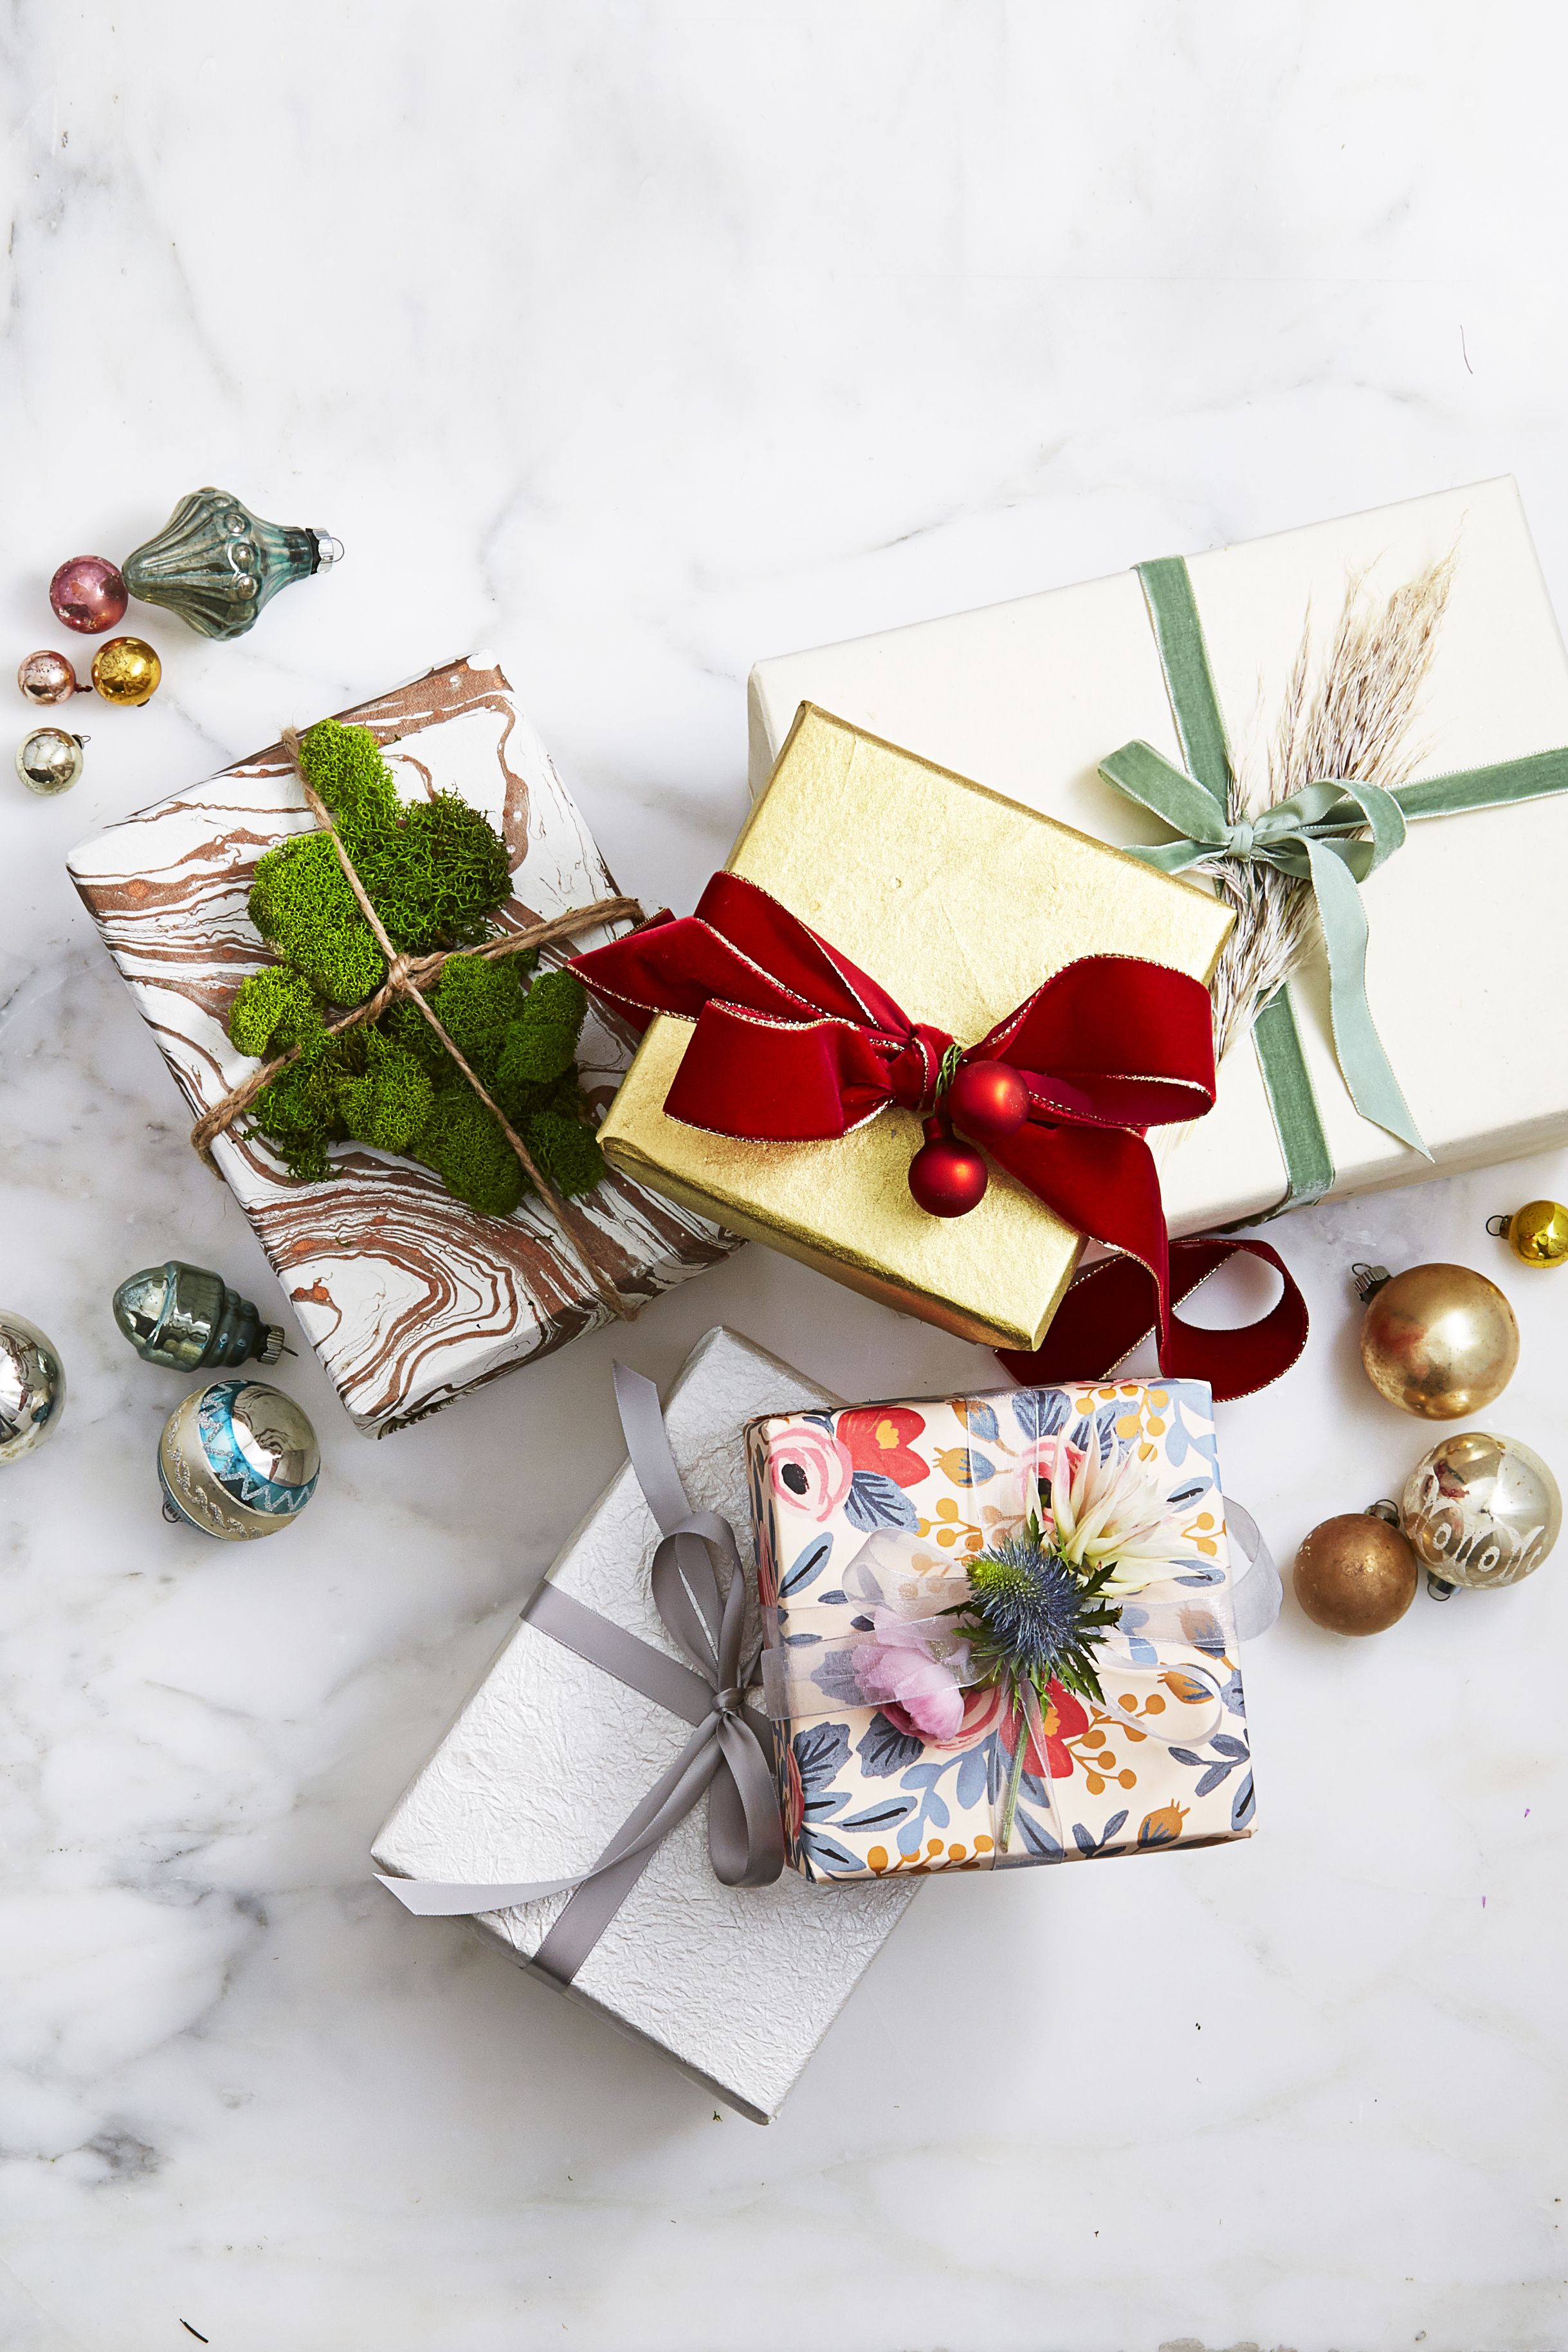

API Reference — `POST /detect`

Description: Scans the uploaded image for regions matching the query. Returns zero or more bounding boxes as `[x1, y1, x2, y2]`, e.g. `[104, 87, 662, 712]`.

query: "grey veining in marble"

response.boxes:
[4, 6, 1568, 2348]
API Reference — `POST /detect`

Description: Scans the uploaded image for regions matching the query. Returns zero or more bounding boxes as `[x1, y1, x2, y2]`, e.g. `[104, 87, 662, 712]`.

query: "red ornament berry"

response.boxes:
[908, 1136, 989, 1217]
[947, 1057, 1028, 1142]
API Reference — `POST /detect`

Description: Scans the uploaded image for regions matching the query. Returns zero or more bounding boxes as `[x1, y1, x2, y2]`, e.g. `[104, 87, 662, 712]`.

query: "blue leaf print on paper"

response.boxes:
[1167, 1747, 1205, 1769]
[1099, 1808, 1129, 1847]
[857, 1713, 925, 1778]
[1180, 1607, 1228, 1660]
[1209, 1733, 1249, 1761]
[782, 1630, 821, 1648]
[844, 1471, 918, 1533]
[954, 1744, 992, 1810]
[954, 1398, 1001, 1445]
[793, 1720, 850, 1810]
[816, 1588, 850, 1605]
[1174, 1563, 1225, 1588]
[808, 1649, 870, 1709]
[801, 1829, 863, 1877]
[800, 1410, 837, 1431]
[1231, 1772, 1256, 1831]
[840, 1798, 915, 1832]
[779, 1533, 834, 1599]
[1167, 1479, 1210, 1508]
[1116, 1603, 1160, 1668]
[1072, 1821, 1100, 1858]
[923, 1792, 950, 1830]
[897, 1819, 924, 1857]
[1017, 1811, 1064, 1859]
[1193, 1761, 1233, 1798]
[1012, 1388, 1070, 1443]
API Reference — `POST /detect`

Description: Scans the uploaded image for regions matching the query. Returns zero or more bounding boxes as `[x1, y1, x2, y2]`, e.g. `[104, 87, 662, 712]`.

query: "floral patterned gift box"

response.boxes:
[748, 1379, 1254, 1881]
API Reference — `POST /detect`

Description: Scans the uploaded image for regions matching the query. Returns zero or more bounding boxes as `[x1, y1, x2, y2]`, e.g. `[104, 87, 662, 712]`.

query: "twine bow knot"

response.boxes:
[190, 722, 647, 1320]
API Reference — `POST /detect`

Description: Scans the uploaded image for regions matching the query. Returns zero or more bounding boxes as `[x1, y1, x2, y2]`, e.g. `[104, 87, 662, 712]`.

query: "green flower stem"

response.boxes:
[997, 1681, 1030, 1853]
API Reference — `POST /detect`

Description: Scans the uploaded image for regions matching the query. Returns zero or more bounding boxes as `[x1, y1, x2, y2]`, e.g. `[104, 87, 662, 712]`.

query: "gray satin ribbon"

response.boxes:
[374, 1362, 785, 1983]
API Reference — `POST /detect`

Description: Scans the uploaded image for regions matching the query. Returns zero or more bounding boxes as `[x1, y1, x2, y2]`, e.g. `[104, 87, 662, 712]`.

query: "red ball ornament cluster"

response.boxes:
[906, 1058, 1030, 1219]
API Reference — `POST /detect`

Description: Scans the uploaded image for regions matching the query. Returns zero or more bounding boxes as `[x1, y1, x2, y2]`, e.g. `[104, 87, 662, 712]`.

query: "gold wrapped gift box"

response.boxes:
[599, 706, 1233, 1351]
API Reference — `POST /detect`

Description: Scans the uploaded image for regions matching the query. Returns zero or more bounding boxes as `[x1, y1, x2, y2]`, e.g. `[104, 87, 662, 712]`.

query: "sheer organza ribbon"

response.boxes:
[375, 1363, 783, 1983]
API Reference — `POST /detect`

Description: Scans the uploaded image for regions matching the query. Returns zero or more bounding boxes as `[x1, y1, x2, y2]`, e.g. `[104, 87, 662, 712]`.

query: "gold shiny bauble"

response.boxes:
[1294, 1512, 1419, 1636]
[89, 635, 161, 707]
[1401, 1430, 1561, 1590]
[1502, 1200, 1568, 1268]
[1359, 1262, 1518, 1419]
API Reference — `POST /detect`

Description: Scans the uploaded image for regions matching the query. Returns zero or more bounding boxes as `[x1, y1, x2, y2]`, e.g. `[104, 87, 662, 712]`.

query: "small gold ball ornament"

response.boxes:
[1489, 1201, 1568, 1268]
[1294, 1510, 1419, 1636]
[1354, 1261, 1518, 1420]
[1401, 1430, 1561, 1591]
[89, 635, 161, 707]
[15, 725, 86, 795]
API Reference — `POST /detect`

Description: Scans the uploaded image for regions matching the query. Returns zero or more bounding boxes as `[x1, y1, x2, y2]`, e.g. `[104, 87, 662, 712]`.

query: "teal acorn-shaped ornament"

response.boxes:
[158, 1379, 319, 1541]
[122, 488, 343, 641]
[114, 1260, 286, 1372]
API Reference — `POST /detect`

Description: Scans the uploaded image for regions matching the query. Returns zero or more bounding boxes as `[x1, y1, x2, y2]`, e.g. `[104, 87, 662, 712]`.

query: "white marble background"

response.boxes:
[3, 5, 1567, 2347]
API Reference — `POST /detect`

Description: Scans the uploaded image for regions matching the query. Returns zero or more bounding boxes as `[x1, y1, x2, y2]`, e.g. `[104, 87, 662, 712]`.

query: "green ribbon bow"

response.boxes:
[1099, 554, 1568, 1214]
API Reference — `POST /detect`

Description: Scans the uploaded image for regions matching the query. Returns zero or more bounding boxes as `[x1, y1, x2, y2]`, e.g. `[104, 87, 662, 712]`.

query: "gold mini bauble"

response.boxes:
[89, 635, 161, 707]
[1355, 1261, 1518, 1420]
[1490, 1201, 1568, 1268]
[1293, 1510, 1419, 1636]
[1400, 1430, 1561, 1591]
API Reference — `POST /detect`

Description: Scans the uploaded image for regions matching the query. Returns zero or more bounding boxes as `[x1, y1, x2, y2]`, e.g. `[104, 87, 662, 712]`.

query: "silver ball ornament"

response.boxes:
[1400, 1430, 1562, 1591]
[0, 1311, 66, 1463]
[16, 726, 86, 796]
[158, 1379, 319, 1542]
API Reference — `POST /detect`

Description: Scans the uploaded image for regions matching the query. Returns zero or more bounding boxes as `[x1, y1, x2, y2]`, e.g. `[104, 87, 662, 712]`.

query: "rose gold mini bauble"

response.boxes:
[49, 556, 128, 635]
[17, 650, 81, 706]
[89, 636, 161, 707]
[948, 1058, 1028, 1142]
[1354, 1261, 1518, 1420]
[908, 1133, 988, 1217]
[1293, 1510, 1419, 1636]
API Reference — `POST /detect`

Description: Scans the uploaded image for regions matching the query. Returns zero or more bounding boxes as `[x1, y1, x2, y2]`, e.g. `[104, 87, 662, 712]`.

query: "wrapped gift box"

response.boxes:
[372, 1326, 917, 2123]
[747, 479, 1568, 1230]
[597, 704, 1231, 1351]
[748, 1378, 1252, 1882]
[68, 659, 733, 1434]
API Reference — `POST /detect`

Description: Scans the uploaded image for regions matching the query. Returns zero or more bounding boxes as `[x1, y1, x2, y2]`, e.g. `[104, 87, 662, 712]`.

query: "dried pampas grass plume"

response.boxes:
[1206, 553, 1455, 1062]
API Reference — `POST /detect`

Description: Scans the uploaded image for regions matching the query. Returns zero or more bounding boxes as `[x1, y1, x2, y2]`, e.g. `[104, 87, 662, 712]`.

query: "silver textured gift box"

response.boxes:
[372, 1326, 917, 2122]
[748, 480, 1568, 1230]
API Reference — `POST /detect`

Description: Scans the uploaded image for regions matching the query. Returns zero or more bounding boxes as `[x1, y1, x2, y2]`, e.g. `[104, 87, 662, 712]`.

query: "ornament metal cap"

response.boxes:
[114, 1261, 286, 1372]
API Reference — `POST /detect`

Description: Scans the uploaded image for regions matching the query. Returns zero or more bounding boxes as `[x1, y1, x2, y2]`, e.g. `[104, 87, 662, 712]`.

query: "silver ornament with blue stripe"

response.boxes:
[159, 1378, 320, 1541]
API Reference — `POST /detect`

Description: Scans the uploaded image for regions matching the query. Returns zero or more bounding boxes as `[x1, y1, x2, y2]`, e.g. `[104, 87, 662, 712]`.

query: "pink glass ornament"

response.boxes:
[49, 556, 128, 636]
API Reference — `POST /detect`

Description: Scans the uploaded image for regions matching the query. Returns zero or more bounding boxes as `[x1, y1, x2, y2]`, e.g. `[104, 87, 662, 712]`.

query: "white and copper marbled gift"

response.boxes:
[68, 658, 734, 1434]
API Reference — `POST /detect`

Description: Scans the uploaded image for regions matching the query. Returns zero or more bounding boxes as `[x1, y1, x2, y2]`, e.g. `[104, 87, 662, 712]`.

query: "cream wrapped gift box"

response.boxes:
[372, 1326, 916, 2124]
[748, 480, 1568, 1229]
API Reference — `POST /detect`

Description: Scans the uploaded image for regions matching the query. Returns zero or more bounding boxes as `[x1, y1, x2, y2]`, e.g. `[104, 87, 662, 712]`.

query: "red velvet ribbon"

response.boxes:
[573, 873, 1307, 1392]
[998, 1237, 1309, 1403]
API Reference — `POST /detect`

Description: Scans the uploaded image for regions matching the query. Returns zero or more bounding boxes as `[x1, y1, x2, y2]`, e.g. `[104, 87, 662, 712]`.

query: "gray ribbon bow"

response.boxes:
[376, 1362, 784, 1984]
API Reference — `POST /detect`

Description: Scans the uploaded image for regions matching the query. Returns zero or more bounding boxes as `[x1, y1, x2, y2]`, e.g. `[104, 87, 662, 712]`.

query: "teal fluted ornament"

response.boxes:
[114, 1261, 286, 1372]
[122, 489, 343, 641]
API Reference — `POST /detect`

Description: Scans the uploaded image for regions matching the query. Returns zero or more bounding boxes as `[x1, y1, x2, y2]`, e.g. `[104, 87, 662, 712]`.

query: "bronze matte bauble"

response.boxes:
[1358, 1262, 1518, 1419]
[1293, 1512, 1420, 1636]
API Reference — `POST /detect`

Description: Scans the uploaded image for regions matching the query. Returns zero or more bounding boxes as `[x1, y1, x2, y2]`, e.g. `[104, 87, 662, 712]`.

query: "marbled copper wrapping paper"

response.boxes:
[68, 658, 734, 1434]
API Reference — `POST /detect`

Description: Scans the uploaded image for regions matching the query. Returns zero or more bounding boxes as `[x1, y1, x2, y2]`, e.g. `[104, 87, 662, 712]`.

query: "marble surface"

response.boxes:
[5, 6, 1568, 2347]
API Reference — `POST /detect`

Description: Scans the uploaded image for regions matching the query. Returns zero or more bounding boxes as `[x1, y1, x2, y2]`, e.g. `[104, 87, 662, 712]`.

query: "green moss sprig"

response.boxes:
[226, 718, 607, 1219]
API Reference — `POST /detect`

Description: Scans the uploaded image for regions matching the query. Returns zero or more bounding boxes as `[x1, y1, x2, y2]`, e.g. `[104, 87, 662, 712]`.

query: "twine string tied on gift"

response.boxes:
[192, 724, 646, 1321]
[375, 1363, 785, 1982]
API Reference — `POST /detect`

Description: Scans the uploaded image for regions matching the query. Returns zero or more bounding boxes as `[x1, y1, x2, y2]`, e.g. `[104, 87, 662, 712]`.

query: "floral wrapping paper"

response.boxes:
[747, 1379, 1254, 1881]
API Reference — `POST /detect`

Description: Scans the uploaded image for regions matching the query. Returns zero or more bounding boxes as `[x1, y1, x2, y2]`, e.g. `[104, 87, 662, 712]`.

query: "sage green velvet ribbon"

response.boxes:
[1099, 554, 1568, 1212]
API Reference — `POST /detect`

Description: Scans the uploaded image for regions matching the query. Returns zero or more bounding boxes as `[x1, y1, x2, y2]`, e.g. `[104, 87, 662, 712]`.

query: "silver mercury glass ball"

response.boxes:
[16, 725, 86, 796]
[1401, 1429, 1562, 1591]
[0, 1311, 66, 1463]
[158, 1378, 320, 1542]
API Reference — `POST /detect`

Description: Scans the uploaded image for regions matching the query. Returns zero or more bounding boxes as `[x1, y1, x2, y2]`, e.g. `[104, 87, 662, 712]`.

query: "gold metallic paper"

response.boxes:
[599, 706, 1234, 1349]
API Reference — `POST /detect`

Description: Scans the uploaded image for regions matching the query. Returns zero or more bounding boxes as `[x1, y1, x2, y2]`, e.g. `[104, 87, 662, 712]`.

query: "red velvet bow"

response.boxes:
[573, 871, 1224, 1360]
